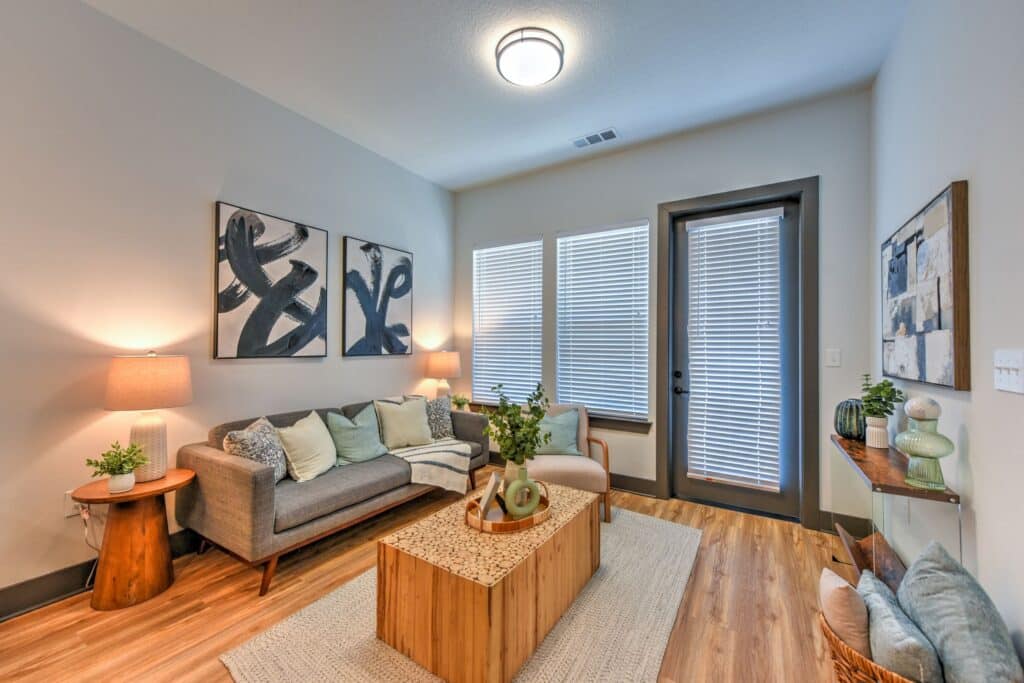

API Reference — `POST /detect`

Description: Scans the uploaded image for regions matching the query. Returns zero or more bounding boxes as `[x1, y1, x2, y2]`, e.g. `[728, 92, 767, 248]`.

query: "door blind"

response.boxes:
[472, 240, 543, 403]
[556, 223, 649, 419]
[686, 208, 782, 491]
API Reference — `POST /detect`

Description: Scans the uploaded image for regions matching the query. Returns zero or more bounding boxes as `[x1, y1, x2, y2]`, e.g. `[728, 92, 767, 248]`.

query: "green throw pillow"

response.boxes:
[326, 406, 388, 465]
[535, 410, 582, 456]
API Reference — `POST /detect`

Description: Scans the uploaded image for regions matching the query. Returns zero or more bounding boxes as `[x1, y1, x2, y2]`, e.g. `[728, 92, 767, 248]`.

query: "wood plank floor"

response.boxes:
[0, 469, 853, 682]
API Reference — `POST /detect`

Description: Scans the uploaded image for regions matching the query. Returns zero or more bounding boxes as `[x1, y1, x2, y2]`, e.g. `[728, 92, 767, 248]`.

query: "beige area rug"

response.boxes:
[221, 508, 701, 682]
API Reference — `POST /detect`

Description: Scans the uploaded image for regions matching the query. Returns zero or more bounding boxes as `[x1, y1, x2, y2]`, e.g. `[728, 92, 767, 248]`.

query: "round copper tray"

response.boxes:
[465, 492, 551, 533]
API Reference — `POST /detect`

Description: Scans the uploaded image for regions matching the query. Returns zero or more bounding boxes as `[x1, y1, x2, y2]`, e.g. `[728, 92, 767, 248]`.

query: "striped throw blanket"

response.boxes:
[389, 439, 472, 494]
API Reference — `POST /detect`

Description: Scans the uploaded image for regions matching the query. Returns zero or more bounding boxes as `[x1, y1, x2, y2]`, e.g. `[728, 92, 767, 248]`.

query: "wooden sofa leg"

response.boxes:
[468, 468, 477, 490]
[197, 538, 211, 556]
[603, 491, 612, 523]
[259, 555, 279, 596]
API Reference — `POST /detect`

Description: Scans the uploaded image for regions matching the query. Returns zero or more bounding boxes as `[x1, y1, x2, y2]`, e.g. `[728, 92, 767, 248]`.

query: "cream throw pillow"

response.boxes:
[374, 398, 433, 450]
[819, 568, 871, 658]
[277, 411, 336, 482]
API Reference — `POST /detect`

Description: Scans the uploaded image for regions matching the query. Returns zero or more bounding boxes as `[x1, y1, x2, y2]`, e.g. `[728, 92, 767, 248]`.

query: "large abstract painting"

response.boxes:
[343, 237, 413, 356]
[881, 181, 970, 389]
[215, 202, 328, 358]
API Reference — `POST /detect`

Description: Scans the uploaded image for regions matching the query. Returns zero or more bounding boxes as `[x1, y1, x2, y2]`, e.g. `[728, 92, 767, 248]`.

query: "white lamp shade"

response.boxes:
[105, 353, 192, 411]
[426, 351, 462, 379]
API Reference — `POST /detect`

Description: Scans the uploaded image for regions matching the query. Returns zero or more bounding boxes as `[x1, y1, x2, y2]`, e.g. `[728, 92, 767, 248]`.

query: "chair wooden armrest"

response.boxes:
[586, 435, 612, 522]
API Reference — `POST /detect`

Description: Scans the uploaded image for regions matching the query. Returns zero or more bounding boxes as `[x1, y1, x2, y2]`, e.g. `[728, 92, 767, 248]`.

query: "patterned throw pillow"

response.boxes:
[222, 417, 288, 483]
[425, 396, 455, 440]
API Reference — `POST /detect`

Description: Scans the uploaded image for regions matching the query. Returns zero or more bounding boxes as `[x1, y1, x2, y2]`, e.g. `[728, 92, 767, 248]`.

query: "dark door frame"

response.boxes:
[656, 177, 820, 529]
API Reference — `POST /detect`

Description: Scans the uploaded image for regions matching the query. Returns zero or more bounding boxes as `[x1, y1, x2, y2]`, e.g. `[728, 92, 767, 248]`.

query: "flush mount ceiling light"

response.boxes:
[495, 27, 564, 87]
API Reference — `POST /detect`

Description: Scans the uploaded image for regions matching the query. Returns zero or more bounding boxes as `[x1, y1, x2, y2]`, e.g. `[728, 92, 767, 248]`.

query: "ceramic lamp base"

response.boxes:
[130, 412, 167, 482]
[436, 379, 451, 398]
[905, 455, 947, 490]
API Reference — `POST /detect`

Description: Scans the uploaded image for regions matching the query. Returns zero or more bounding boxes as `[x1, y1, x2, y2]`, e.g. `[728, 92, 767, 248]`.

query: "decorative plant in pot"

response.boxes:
[450, 394, 470, 412]
[483, 383, 550, 519]
[860, 374, 906, 449]
[86, 441, 148, 493]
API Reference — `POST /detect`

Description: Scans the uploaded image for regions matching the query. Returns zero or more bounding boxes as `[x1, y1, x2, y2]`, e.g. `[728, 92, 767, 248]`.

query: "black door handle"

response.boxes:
[673, 386, 688, 395]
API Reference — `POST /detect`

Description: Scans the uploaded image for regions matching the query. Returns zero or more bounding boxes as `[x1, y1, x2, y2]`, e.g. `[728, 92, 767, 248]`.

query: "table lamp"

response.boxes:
[425, 351, 461, 398]
[104, 351, 192, 482]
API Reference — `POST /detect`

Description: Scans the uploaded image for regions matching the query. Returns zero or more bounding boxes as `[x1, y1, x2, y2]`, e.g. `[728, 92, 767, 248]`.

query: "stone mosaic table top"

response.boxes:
[380, 483, 598, 586]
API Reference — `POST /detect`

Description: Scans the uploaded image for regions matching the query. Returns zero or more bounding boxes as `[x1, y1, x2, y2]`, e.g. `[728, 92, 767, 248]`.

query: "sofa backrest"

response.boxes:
[207, 401, 372, 449]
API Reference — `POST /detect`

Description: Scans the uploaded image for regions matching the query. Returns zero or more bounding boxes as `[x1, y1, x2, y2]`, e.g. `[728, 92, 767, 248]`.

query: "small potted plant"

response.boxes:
[483, 383, 551, 516]
[86, 441, 149, 493]
[861, 374, 906, 449]
[451, 394, 470, 411]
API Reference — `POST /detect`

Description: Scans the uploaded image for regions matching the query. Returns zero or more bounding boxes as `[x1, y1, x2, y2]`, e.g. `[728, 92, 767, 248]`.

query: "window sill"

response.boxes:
[468, 403, 651, 434]
[589, 415, 652, 434]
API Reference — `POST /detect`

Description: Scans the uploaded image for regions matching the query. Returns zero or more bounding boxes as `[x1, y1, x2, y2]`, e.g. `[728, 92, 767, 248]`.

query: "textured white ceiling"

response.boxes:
[85, 0, 906, 190]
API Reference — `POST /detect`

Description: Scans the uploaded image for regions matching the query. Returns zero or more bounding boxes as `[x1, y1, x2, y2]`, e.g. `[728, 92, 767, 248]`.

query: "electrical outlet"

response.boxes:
[63, 490, 82, 518]
[825, 348, 842, 367]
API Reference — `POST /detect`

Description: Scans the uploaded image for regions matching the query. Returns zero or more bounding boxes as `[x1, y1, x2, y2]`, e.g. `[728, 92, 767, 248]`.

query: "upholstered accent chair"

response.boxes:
[526, 404, 612, 522]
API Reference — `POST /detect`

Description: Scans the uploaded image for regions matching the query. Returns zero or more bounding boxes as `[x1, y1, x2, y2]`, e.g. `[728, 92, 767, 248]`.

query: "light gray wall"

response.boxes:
[0, 2, 452, 589]
[453, 88, 873, 515]
[871, 0, 1024, 644]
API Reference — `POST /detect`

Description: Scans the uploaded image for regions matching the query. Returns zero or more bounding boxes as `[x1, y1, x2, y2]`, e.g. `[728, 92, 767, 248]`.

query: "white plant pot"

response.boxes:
[865, 416, 890, 449]
[108, 472, 136, 494]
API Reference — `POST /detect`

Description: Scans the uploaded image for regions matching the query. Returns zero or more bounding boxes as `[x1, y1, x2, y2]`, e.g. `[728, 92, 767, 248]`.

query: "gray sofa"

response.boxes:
[175, 401, 489, 595]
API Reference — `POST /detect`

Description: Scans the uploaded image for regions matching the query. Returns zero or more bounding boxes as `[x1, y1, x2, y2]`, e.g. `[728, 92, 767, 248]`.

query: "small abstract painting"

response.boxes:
[881, 181, 970, 389]
[215, 202, 328, 358]
[343, 237, 413, 356]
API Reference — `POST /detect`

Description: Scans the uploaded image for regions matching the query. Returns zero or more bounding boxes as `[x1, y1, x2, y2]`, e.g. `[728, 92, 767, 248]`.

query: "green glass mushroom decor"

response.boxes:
[895, 397, 955, 490]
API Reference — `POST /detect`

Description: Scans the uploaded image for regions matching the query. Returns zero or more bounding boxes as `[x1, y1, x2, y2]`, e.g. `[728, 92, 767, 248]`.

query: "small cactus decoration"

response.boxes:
[834, 399, 866, 441]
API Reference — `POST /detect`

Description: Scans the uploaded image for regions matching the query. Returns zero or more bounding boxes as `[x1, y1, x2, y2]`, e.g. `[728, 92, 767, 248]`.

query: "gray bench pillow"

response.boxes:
[857, 570, 943, 683]
[898, 542, 1024, 683]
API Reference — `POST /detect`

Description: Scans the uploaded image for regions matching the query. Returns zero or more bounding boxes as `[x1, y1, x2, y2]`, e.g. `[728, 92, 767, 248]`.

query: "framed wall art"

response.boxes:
[215, 202, 328, 358]
[881, 181, 969, 389]
[343, 236, 413, 356]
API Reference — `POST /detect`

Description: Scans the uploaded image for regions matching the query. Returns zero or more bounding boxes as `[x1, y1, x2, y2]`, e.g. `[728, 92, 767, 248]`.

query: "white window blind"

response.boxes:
[472, 240, 543, 403]
[686, 208, 782, 491]
[556, 223, 649, 419]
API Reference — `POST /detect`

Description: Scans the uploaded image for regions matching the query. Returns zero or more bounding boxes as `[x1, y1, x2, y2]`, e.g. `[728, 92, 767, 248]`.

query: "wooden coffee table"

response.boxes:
[377, 483, 600, 683]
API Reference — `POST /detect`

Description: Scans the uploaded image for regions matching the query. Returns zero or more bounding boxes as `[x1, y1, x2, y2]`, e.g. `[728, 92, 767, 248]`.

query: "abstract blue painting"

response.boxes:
[343, 237, 413, 356]
[215, 202, 328, 358]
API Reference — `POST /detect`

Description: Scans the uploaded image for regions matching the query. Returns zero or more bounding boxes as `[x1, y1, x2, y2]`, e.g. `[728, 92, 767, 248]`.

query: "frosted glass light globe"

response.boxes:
[496, 28, 564, 87]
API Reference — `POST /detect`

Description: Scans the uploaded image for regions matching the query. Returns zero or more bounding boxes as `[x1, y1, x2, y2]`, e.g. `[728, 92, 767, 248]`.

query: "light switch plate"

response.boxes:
[825, 348, 842, 367]
[994, 349, 1024, 394]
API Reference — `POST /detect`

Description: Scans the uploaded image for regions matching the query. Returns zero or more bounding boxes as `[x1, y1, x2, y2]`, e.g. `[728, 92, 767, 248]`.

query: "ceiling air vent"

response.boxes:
[572, 128, 618, 149]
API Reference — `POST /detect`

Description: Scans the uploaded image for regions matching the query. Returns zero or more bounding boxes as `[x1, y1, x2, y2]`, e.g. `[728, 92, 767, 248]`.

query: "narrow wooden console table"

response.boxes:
[830, 435, 962, 567]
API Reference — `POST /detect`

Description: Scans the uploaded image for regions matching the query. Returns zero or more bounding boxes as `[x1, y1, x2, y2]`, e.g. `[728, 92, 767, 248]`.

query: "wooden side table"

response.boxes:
[71, 468, 195, 610]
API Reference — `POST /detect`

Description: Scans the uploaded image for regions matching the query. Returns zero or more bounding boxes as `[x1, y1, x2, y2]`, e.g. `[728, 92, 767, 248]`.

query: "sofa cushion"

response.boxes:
[898, 541, 1024, 683]
[424, 396, 455, 440]
[375, 398, 433, 449]
[222, 417, 288, 483]
[273, 454, 411, 533]
[326, 405, 388, 465]
[525, 454, 607, 493]
[277, 411, 337, 483]
[857, 570, 943, 683]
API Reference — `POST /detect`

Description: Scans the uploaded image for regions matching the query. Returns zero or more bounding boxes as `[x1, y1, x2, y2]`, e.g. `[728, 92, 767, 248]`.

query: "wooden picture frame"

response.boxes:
[881, 181, 970, 390]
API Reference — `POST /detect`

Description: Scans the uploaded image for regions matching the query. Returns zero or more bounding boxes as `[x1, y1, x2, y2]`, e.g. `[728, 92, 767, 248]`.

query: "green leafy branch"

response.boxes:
[482, 383, 551, 466]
